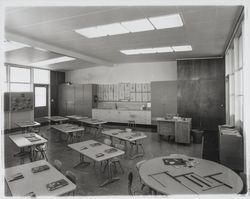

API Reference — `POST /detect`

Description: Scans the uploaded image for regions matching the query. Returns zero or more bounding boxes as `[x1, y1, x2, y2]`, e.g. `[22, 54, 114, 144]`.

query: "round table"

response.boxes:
[139, 154, 243, 195]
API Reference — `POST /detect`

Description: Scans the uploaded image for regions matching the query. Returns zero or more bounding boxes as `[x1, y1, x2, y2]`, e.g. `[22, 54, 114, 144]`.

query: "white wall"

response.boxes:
[66, 61, 177, 84]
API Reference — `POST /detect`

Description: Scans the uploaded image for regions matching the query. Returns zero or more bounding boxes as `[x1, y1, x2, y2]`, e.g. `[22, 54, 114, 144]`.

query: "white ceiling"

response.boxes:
[4, 6, 242, 71]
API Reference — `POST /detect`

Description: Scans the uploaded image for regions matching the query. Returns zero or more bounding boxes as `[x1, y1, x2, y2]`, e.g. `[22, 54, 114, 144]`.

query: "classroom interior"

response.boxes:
[1, 4, 250, 197]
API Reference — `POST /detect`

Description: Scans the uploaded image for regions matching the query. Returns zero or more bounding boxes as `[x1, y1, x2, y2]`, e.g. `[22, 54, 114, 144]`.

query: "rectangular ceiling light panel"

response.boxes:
[154, 47, 173, 53]
[29, 56, 75, 67]
[120, 45, 191, 55]
[121, 19, 155, 33]
[75, 13, 183, 38]
[4, 40, 30, 52]
[75, 27, 107, 38]
[99, 23, 129, 36]
[172, 45, 192, 52]
[149, 14, 183, 29]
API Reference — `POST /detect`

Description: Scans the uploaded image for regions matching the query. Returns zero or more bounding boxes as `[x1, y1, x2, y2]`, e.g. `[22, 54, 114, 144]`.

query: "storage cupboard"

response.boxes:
[58, 84, 97, 117]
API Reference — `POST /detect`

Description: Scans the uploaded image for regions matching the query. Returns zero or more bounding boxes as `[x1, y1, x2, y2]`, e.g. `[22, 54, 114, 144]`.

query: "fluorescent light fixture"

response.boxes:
[137, 48, 157, 54]
[154, 47, 173, 53]
[120, 47, 172, 55]
[75, 26, 107, 38]
[121, 19, 155, 33]
[4, 40, 30, 52]
[100, 23, 129, 36]
[33, 47, 48, 52]
[74, 13, 183, 38]
[149, 14, 183, 29]
[120, 49, 143, 55]
[172, 45, 192, 52]
[121, 45, 192, 55]
[29, 56, 75, 66]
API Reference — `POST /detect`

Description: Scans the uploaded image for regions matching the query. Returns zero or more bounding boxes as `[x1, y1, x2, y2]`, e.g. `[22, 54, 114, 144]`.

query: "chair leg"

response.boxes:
[117, 161, 124, 174]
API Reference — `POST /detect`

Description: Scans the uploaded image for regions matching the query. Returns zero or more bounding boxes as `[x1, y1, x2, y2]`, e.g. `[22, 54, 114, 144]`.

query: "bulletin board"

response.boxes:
[4, 92, 34, 112]
[97, 83, 151, 102]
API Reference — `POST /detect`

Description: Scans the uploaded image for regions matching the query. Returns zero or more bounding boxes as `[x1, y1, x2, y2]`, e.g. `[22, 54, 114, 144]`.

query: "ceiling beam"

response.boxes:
[5, 31, 113, 66]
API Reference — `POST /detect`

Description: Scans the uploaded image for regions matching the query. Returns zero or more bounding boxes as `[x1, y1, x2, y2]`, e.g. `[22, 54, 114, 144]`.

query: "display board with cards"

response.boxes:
[97, 83, 151, 102]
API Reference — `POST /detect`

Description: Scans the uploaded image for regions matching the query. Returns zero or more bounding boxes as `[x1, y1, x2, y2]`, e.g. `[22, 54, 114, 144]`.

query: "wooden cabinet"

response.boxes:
[157, 120, 175, 137]
[92, 109, 151, 124]
[155, 118, 192, 144]
[219, 126, 243, 171]
[175, 119, 191, 144]
[58, 84, 97, 117]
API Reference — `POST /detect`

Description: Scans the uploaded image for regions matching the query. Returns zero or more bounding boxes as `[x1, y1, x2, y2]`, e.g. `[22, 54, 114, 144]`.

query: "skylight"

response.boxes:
[172, 45, 192, 52]
[29, 56, 75, 67]
[121, 19, 154, 33]
[4, 40, 30, 52]
[149, 14, 183, 29]
[120, 45, 192, 55]
[74, 13, 183, 38]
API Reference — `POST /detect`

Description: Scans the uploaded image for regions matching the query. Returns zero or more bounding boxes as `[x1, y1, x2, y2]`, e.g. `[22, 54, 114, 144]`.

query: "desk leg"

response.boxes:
[100, 159, 120, 187]
[73, 154, 90, 168]
[129, 141, 144, 160]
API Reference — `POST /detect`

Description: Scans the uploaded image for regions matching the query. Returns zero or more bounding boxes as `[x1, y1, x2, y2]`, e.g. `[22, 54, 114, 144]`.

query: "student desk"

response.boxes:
[45, 116, 69, 124]
[51, 123, 85, 143]
[102, 129, 147, 159]
[78, 118, 107, 136]
[9, 133, 47, 163]
[5, 160, 76, 196]
[68, 140, 124, 187]
[15, 121, 40, 133]
[139, 154, 243, 195]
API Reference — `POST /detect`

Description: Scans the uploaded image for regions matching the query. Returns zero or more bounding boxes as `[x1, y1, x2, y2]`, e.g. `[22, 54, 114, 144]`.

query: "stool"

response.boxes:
[128, 120, 136, 129]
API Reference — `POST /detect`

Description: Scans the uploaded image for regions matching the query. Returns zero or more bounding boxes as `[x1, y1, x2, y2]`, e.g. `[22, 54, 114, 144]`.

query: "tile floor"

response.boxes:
[4, 124, 202, 196]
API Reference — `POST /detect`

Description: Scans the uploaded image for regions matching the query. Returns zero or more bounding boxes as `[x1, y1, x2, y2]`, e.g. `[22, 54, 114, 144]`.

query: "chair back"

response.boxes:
[104, 138, 112, 146]
[128, 172, 133, 195]
[54, 159, 62, 172]
[66, 170, 77, 184]
[114, 143, 125, 151]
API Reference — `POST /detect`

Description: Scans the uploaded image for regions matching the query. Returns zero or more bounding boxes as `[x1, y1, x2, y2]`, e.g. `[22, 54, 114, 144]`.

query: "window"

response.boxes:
[225, 25, 244, 130]
[35, 87, 47, 107]
[34, 69, 50, 84]
[10, 67, 30, 83]
[4, 66, 7, 82]
[10, 83, 31, 92]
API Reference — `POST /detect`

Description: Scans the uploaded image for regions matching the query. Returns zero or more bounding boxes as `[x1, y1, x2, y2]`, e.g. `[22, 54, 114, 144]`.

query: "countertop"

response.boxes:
[92, 108, 151, 111]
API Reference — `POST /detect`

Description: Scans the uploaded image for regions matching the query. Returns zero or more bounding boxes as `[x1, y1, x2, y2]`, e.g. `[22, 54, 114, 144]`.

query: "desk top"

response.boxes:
[153, 117, 191, 123]
[51, 123, 85, 134]
[102, 129, 147, 142]
[68, 140, 124, 162]
[9, 133, 47, 148]
[139, 154, 243, 195]
[5, 160, 76, 196]
[78, 118, 107, 125]
[66, 115, 89, 120]
[44, 116, 69, 122]
[15, 121, 40, 128]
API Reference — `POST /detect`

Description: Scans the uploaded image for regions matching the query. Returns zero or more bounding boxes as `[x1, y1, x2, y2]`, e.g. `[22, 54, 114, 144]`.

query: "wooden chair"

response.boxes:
[66, 170, 77, 195]
[54, 159, 62, 172]
[33, 135, 48, 161]
[136, 160, 147, 190]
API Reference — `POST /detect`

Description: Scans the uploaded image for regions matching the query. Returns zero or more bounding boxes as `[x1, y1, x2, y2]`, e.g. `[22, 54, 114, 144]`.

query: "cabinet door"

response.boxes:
[113, 84, 119, 101]
[119, 83, 125, 100]
[136, 83, 142, 92]
[175, 121, 190, 144]
[158, 121, 175, 136]
[109, 85, 114, 101]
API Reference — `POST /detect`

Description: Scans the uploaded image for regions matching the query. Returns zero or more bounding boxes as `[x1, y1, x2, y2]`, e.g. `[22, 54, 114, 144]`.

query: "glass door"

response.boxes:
[34, 84, 48, 119]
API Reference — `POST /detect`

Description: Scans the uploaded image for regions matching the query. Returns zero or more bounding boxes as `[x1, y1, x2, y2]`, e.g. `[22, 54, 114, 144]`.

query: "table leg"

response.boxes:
[73, 154, 90, 168]
[100, 159, 120, 187]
